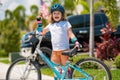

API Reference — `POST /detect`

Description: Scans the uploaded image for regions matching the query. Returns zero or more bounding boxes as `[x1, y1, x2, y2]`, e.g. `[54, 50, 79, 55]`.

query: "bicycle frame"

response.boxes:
[36, 35, 93, 80]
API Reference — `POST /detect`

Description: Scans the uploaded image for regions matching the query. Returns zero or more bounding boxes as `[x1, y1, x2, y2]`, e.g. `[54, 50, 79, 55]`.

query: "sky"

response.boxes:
[0, 0, 41, 20]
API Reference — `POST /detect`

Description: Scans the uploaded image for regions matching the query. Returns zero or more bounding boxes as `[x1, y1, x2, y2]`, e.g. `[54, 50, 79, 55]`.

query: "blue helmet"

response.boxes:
[50, 4, 65, 14]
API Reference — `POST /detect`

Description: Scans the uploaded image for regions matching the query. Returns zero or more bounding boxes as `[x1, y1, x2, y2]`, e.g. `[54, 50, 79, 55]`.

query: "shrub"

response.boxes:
[0, 49, 7, 57]
[0, 20, 20, 57]
[80, 62, 98, 69]
[114, 54, 120, 69]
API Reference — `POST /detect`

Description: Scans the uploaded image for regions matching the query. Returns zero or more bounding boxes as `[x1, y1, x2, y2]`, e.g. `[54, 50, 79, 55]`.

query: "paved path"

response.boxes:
[0, 63, 54, 80]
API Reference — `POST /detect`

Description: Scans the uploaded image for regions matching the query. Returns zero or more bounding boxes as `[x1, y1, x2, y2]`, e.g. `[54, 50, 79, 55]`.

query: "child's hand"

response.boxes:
[39, 31, 42, 35]
[36, 13, 42, 23]
[75, 41, 82, 51]
[39, 31, 46, 36]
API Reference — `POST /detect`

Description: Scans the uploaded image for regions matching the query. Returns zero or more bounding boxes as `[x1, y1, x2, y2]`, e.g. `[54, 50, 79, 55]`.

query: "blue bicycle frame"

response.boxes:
[36, 36, 93, 80]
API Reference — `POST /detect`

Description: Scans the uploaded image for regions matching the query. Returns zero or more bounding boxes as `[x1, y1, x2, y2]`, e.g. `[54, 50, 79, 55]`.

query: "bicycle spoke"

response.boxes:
[6, 58, 41, 80]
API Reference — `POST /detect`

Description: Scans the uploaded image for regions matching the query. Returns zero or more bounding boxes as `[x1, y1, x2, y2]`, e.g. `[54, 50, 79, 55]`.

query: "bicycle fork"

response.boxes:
[20, 60, 32, 80]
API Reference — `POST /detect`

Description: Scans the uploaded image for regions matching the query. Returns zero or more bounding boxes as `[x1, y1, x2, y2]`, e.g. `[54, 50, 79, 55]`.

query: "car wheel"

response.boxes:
[40, 47, 52, 59]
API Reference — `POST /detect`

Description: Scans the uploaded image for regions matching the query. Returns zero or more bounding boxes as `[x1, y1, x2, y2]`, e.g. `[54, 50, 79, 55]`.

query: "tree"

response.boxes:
[5, 10, 13, 20]
[30, 5, 39, 20]
[101, 0, 119, 28]
[0, 6, 25, 56]
[13, 5, 26, 30]
[0, 20, 20, 56]
[51, 0, 61, 5]
[76, 0, 119, 28]
[25, 5, 39, 31]
[75, 0, 102, 14]
[64, 0, 75, 16]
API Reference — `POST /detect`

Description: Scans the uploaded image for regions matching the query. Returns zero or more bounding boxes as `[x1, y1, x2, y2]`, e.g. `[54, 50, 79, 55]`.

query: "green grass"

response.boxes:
[41, 67, 120, 80]
[111, 69, 120, 80]
[41, 68, 54, 76]
[0, 57, 10, 64]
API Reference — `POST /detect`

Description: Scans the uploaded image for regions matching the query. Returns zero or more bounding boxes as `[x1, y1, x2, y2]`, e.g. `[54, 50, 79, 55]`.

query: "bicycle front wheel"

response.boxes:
[71, 58, 112, 80]
[6, 58, 41, 80]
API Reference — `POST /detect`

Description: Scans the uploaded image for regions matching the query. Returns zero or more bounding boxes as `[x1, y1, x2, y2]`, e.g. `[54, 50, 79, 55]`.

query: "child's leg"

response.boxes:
[60, 51, 72, 78]
[51, 50, 69, 65]
[60, 53, 69, 66]
[51, 51, 63, 80]
[51, 51, 61, 65]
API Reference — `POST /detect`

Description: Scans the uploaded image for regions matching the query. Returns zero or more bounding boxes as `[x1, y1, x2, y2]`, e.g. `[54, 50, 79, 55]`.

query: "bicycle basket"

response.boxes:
[20, 32, 39, 57]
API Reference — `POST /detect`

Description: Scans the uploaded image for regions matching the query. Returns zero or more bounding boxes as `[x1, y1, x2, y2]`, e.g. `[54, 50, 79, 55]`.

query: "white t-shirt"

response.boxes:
[45, 20, 72, 51]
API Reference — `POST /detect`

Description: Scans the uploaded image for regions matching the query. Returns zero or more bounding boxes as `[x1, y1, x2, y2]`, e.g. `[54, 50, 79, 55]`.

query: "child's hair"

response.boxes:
[49, 4, 67, 23]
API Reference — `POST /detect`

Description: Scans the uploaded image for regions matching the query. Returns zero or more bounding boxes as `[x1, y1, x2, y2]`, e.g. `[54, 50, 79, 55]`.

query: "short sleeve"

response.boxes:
[44, 23, 51, 30]
[66, 21, 72, 29]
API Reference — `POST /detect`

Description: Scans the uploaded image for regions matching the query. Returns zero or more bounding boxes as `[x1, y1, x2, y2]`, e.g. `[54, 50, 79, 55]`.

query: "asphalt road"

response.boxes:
[0, 63, 53, 80]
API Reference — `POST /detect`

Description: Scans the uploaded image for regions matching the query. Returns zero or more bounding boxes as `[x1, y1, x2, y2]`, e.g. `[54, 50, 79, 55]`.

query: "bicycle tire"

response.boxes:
[6, 58, 41, 80]
[71, 58, 112, 80]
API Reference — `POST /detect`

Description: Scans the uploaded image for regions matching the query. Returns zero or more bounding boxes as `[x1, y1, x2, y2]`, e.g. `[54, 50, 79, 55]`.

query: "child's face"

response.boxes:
[52, 11, 62, 22]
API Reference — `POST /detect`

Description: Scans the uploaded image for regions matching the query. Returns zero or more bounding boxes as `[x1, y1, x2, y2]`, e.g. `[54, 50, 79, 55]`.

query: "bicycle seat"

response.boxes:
[62, 47, 77, 57]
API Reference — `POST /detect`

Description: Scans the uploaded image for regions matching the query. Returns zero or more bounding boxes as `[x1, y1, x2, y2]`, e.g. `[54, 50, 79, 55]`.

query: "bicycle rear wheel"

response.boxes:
[6, 58, 41, 80]
[71, 58, 112, 80]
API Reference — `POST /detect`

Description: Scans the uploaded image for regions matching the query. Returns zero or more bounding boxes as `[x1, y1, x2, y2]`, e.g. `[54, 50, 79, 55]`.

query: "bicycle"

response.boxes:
[6, 32, 112, 80]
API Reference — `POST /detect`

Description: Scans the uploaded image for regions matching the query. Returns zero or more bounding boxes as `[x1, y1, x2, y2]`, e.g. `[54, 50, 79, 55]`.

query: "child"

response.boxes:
[41, 4, 79, 66]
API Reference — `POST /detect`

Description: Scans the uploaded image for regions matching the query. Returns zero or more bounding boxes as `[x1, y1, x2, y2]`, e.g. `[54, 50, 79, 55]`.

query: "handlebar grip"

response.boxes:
[79, 44, 82, 48]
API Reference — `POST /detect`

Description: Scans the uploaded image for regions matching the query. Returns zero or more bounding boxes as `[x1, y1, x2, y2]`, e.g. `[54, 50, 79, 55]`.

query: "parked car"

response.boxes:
[68, 13, 120, 41]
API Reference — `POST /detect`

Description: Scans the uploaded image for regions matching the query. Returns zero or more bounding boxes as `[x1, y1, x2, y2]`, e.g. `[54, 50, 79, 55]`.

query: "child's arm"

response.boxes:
[68, 28, 77, 42]
[68, 28, 82, 48]
[40, 28, 49, 36]
[36, 14, 49, 35]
